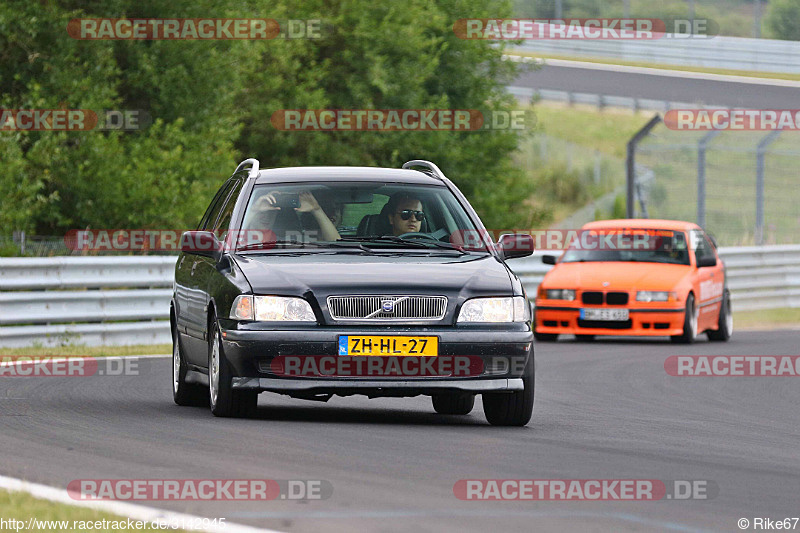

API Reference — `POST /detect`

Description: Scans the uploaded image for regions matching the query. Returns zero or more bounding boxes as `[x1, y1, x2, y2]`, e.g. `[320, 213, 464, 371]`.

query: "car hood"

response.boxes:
[233, 252, 514, 323]
[542, 261, 691, 291]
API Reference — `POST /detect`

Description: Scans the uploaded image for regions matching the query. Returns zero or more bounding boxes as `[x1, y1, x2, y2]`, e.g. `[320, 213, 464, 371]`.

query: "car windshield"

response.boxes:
[235, 181, 489, 253]
[560, 229, 690, 265]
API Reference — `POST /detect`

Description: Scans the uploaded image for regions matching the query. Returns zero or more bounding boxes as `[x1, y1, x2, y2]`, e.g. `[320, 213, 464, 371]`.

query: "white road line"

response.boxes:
[506, 54, 800, 88]
[0, 474, 283, 533]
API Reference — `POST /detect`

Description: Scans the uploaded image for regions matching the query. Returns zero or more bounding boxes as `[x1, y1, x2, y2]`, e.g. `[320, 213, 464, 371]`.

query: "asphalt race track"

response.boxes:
[1, 330, 799, 532]
[514, 62, 800, 108]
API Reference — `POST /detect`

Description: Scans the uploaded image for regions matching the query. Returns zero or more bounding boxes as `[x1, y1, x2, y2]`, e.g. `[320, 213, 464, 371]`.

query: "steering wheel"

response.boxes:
[398, 232, 440, 242]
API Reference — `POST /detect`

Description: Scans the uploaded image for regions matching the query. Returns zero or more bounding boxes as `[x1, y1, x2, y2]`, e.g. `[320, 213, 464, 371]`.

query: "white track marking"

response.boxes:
[0, 474, 283, 533]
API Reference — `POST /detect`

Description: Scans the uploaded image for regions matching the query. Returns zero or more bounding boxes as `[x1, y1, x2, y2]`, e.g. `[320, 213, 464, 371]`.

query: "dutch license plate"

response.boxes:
[338, 336, 438, 356]
[580, 308, 629, 321]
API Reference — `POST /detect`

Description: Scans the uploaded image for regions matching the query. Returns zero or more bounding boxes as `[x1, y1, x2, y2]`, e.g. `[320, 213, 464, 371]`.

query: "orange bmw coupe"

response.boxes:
[534, 219, 732, 343]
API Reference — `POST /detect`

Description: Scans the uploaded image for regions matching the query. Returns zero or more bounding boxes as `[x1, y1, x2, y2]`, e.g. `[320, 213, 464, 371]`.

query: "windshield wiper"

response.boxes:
[236, 240, 381, 255]
[337, 236, 471, 253]
[235, 240, 325, 252]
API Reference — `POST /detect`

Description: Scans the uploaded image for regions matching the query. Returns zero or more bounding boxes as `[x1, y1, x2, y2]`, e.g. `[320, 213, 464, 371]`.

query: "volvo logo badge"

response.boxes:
[381, 300, 395, 313]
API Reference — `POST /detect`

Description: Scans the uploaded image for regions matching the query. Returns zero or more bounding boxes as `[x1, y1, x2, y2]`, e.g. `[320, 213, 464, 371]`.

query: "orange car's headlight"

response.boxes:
[636, 291, 677, 303]
[541, 289, 576, 301]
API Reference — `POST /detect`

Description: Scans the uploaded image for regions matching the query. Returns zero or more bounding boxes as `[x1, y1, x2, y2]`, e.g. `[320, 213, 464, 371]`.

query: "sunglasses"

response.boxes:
[398, 209, 425, 221]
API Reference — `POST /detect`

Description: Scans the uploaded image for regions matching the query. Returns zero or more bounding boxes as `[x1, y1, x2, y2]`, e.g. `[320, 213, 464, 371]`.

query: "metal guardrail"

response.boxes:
[506, 85, 688, 112]
[0, 257, 177, 348]
[0, 247, 798, 346]
[510, 34, 800, 74]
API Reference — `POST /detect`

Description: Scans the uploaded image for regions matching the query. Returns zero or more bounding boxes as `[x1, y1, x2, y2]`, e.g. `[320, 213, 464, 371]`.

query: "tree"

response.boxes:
[1, 0, 537, 235]
[235, 0, 537, 229]
[766, 0, 800, 40]
[0, 0, 247, 233]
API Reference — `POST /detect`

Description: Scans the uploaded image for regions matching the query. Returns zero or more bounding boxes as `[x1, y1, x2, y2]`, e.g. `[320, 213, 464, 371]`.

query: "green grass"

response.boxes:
[734, 307, 800, 330]
[508, 51, 800, 82]
[532, 104, 653, 159]
[0, 344, 171, 357]
[0, 489, 185, 531]
[512, 102, 652, 224]
[517, 102, 800, 245]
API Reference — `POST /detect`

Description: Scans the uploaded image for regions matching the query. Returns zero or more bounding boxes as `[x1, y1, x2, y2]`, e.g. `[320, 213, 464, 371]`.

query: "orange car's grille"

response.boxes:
[582, 292, 603, 304]
[580, 291, 629, 305]
[606, 292, 629, 305]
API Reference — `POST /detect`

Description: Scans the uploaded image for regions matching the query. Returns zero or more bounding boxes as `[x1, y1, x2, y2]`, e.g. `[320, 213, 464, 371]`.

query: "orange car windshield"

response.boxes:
[561, 229, 690, 265]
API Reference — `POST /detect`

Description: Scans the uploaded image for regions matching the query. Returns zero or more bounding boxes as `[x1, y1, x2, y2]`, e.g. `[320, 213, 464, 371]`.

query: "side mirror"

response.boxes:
[696, 255, 717, 268]
[542, 255, 557, 265]
[498, 233, 534, 260]
[180, 231, 222, 259]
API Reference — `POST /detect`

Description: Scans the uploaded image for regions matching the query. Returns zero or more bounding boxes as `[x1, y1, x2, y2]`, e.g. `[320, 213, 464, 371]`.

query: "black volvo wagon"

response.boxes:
[171, 159, 535, 425]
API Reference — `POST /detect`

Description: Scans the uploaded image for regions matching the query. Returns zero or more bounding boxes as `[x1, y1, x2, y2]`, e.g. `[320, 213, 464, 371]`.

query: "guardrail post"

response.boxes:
[626, 114, 662, 218]
[697, 130, 720, 228]
[755, 131, 781, 245]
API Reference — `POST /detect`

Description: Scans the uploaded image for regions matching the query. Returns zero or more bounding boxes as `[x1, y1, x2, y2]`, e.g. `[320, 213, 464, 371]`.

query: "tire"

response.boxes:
[483, 354, 535, 426]
[575, 334, 595, 342]
[432, 393, 475, 415]
[671, 294, 698, 344]
[707, 289, 733, 342]
[534, 331, 558, 342]
[172, 319, 208, 407]
[208, 317, 258, 418]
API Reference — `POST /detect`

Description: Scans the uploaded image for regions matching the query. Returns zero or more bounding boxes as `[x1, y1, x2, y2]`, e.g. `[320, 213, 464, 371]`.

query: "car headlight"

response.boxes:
[230, 295, 316, 321]
[636, 291, 674, 303]
[543, 289, 576, 301]
[457, 296, 530, 323]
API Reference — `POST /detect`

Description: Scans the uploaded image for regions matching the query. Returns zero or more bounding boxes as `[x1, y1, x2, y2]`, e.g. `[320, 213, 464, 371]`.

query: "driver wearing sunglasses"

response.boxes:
[386, 192, 425, 236]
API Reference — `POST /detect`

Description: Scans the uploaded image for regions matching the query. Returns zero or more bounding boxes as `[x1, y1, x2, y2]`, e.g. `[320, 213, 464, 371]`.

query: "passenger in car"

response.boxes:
[243, 190, 340, 241]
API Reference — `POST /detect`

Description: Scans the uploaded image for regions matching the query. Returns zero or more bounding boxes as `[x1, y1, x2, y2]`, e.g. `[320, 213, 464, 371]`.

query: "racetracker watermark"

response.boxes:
[665, 109, 800, 131]
[665, 356, 800, 376]
[454, 479, 717, 500]
[453, 19, 717, 39]
[269, 109, 533, 131]
[270, 355, 490, 377]
[451, 229, 666, 251]
[67, 479, 332, 500]
[65, 229, 280, 252]
[0, 356, 139, 377]
[0, 109, 149, 131]
[67, 18, 326, 40]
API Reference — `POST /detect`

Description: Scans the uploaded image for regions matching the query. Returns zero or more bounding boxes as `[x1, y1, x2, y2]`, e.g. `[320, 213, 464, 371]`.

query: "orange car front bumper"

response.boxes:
[534, 302, 685, 337]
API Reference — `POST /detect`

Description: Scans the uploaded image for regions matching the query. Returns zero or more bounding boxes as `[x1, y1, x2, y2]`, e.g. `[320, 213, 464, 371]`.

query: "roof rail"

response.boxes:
[234, 158, 260, 179]
[401, 160, 446, 181]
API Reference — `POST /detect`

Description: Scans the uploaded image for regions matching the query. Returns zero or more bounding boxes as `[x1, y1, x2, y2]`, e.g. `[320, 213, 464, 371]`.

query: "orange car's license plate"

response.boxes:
[338, 336, 438, 356]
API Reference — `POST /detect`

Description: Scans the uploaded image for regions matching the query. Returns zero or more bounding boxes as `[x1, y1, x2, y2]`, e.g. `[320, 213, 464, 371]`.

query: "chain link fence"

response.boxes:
[632, 121, 800, 246]
[516, 133, 628, 228]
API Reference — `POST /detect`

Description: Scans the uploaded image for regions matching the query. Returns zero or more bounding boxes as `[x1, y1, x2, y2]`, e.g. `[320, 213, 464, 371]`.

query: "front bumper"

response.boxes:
[217, 321, 533, 394]
[534, 303, 685, 336]
[232, 377, 523, 395]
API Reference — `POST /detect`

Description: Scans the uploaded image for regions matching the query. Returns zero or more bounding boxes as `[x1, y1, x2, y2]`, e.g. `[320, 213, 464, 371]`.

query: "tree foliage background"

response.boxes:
[0, 0, 537, 235]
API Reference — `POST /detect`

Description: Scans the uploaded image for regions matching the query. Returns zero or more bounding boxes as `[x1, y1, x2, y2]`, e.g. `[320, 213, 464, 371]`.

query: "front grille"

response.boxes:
[327, 295, 447, 321]
[606, 292, 629, 305]
[582, 291, 603, 305]
[581, 291, 629, 305]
